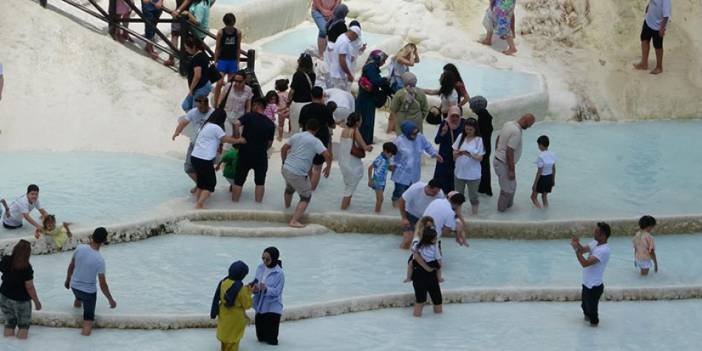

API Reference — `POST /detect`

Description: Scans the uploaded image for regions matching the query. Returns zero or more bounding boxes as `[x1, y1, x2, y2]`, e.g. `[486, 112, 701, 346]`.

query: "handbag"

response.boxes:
[350, 129, 366, 158]
[207, 64, 222, 84]
[426, 106, 442, 125]
[358, 76, 373, 92]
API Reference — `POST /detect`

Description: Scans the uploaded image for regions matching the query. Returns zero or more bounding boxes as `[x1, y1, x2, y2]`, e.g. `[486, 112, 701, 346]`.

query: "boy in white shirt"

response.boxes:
[633, 215, 659, 275]
[531, 135, 556, 208]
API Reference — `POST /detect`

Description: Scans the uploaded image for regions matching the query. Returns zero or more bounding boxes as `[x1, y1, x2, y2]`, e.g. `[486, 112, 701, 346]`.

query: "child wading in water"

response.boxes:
[409, 224, 443, 317]
[404, 216, 443, 283]
[633, 215, 659, 275]
[34, 215, 72, 251]
[531, 135, 556, 208]
[263, 90, 279, 124]
[217, 146, 239, 196]
[275, 79, 290, 141]
[210, 260, 252, 351]
[368, 142, 398, 213]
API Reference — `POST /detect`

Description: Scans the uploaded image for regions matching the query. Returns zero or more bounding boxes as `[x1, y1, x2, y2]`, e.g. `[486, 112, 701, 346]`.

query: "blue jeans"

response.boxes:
[72, 288, 97, 321]
[143, 8, 163, 40]
[311, 9, 328, 38]
[181, 81, 212, 112]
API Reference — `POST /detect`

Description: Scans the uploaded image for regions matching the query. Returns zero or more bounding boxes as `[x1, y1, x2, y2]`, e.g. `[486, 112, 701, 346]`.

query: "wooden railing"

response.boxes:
[37, 0, 261, 97]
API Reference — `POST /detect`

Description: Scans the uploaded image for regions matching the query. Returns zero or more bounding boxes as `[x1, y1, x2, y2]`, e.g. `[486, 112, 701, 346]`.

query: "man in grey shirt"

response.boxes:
[280, 119, 332, 228]
[494, 113, 535, 212]
[172, 95, 213, 193]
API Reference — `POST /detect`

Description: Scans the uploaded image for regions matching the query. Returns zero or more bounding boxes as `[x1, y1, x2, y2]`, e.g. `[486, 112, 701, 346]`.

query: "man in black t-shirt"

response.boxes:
[232, 98, 276, 203]
[298, 86, 337, 191]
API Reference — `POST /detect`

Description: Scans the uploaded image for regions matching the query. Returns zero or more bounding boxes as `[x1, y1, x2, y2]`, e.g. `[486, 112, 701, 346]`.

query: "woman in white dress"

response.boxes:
[338, 112, 373, 210]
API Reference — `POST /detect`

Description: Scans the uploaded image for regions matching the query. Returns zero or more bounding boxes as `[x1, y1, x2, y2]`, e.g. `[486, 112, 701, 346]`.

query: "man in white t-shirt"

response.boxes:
[65, 227, 116, 336]
[398, 179, 444, 249]
[494, 113, 535, 212]
[571, 222, 611, 327]
[281, 119, 332, 228]
[422, 191, 468, 247]
[329, 26, 361, 92]
[171, 95, 214, 192]
[324, 87, 355, 123]
[633, 0, 672, 75]
[2, 184, 48, 231]
[0, 62, 4, 101]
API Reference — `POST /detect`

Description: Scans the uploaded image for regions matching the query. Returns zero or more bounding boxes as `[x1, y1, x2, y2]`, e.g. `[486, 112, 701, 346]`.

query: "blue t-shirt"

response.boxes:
[372, 153, 391, 187]
[70, 244, 106, 294]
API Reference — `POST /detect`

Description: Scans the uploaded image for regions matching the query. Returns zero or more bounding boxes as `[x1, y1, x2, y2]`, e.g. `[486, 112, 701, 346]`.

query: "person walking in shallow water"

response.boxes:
[1, 240, 42, 340]
[494, 113, 535, 212]
[64, 227, 117, 336]
[251, 247, 285, 345]
[633, 0, 671, 75]
[571, 222, 611, 327]
[211, 260, 252, 351]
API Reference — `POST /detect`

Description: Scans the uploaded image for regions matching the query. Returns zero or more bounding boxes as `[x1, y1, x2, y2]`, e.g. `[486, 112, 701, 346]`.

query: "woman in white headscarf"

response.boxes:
[388, 72, 429, 134]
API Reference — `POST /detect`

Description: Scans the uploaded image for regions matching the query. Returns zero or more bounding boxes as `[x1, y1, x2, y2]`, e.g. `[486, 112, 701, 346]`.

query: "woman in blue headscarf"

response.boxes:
[355, 49, 389, 145]
[211, 260, 252, 351]
[390, 120, 443, 205]
[251, 247, 285, 345]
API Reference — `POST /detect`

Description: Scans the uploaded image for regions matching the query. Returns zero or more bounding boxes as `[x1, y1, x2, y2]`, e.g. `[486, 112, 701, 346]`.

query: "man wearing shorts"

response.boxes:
[634, 0, 671, 75]
[64, 227, 117, 336]
[494, 113, 535, 212]
[172, 95, 213, 193]
[298, 86, 337, 191]
[232, 98, 275, 203]
[398, 179, 444, 249]
[281, 119, 332, 228]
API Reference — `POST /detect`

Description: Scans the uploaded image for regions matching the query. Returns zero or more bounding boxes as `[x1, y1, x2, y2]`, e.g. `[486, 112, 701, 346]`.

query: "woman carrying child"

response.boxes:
[408, 223, 443, 317]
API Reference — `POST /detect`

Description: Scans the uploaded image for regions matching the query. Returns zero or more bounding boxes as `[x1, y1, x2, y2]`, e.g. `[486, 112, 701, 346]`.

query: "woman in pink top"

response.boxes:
[311, 0, 342, 58]
[115, 0, 133, 44]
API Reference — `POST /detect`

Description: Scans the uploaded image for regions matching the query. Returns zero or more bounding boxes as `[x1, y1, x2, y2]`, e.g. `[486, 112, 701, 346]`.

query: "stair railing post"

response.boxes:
[108, 0, 117, 39]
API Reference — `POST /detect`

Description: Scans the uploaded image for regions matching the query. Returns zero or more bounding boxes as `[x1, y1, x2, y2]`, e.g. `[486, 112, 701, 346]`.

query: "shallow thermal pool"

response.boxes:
[162, 119, 702, 221]
[4, 300, 701, 350]
[0, 152, 183, 237]
[29, 233, 702, 315]
[408, 56, 543, 101]
[1, 120, 702, 227]
[259, 24, 394, 57]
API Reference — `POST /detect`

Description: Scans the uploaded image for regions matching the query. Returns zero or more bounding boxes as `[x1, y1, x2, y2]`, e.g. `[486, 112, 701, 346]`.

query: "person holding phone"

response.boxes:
[250, 247, 285, 345]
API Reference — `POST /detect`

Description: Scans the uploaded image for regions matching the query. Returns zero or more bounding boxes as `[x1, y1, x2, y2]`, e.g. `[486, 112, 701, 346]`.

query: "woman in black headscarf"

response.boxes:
[251, 247, 285, 345]
[469, 96, 494, 196]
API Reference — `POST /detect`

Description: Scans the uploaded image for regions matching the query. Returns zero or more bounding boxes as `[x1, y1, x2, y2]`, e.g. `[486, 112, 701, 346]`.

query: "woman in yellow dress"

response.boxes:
[211, 260, 252, 351]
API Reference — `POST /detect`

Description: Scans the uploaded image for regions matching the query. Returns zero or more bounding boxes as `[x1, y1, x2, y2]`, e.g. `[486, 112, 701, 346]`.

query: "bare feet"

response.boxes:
[478, 38, 492, 46]
[530, 192, 542, 208]
[288, 220, 305, 228]
[502, 47, 517, 56]
[650, 67, 663, 75]
[633, 62, 648, 70]
[195, 203, 204, 209]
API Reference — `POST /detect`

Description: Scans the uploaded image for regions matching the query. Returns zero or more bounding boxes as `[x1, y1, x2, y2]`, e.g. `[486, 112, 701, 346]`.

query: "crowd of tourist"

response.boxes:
[0, 0, 676, 345]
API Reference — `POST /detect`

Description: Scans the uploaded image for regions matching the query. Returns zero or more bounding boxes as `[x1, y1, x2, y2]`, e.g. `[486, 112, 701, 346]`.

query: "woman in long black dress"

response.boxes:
[469, 96, 494, 196]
